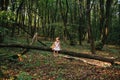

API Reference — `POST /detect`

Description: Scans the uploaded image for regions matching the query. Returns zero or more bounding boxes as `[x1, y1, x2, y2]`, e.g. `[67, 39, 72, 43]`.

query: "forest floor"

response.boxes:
[0, 37, 120, 80]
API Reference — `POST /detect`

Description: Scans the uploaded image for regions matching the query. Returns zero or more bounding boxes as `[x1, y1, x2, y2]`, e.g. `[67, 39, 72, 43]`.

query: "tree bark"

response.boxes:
[0, 43, 117, 64]
[59, 0, 72, 43]
[0, 32, 3, 43]
[78, 0, 84, 45]
[86, 0, 95, 54]
[99, 0, 105, 40]
[118, 1, 120, 28]
[101, 0, 113, 45]
[0, 0, 9, 11]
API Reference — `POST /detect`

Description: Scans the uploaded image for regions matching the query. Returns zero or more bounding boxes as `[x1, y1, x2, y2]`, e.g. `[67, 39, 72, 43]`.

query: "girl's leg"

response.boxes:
[53, 50, 56, 57]
[55, 51, 59, 57]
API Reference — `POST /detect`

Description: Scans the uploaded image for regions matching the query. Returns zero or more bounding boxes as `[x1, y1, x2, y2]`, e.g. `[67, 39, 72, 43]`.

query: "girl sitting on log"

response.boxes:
[51, 37, 61, 57]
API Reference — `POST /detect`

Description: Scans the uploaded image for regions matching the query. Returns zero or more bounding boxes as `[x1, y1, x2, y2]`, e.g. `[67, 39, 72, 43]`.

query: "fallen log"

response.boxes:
[0, 43, 116, 64]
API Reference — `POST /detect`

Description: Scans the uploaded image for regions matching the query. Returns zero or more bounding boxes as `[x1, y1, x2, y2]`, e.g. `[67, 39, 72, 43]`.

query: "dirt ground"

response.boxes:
[1, 51, 120, 80]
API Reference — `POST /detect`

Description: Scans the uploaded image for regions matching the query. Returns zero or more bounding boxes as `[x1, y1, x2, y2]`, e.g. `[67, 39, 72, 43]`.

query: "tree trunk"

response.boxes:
[101, 0, 113, 45]
[0, 32, 3, 43]
[11, 0, 16, 37]
[11, 0, 25, 36]
[118, 1, 120, 25]
[99, 0, 105, 40]
[86, 0, 95, 54]
[59, 0, 73, 45]
[59, 0, 68, 40]
[78, 0, 84, 45]
[0, 43, 117, 65]
[0, 0, 9, 11]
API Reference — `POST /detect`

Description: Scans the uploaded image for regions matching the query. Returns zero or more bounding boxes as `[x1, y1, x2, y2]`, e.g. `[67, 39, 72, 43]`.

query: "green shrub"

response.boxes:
[17, 71, 32, 80]
[95, 41, 103, 50]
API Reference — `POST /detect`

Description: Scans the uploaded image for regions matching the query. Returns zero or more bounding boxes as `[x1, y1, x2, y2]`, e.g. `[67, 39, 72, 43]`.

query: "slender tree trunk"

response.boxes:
[0, 0, 9, 11]
[59, 0, 68, 41]
[13, 0, 24, 36]
[16, 0, 24, 34]
[86, 0, 95, 54]
[0, 32, 3, 43]
[118, 3, 120, 25]
[78, 0, 84, 45]
[11, 0, 16, 37]
[59, 0, 73, 45]
[118, 2, 120, 45]
[99, 0, 105, 40]
[33, 11, 37, 35]
[101, 0, 113, 45]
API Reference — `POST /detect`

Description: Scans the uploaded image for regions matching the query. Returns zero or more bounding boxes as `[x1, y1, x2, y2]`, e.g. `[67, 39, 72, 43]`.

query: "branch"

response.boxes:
[15, 23, 47, 46]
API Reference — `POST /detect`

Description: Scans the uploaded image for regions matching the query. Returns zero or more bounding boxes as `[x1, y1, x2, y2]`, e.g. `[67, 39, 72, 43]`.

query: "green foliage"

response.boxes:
[51, 23, 64, 38]
[0, 11, 15, 24]
[0, 27, 8, 33]
[56, 76, 63, 80]
[0, 27, 8, 43]
[0, 32, 3, 43]
[0, 11, 15, 39]
[95, 41, 103, 50]
[113, 65, 120, 69]
[0, 70, 4, 78]
[23, 60, 41, 69]
[107, 48, 119, 54]
[0, 27, 8, 40]
[17, 71, 32, 80]
[107, 25, 120, 45]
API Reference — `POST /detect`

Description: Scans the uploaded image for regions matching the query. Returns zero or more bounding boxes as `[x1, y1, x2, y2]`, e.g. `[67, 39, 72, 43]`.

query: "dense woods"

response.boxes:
[0, 0, 120, 53]
[0, 0, 120, 79]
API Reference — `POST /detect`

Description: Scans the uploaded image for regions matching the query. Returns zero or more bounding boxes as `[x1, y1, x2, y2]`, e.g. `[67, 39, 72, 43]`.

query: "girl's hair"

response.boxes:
[56, 37, 59, 40]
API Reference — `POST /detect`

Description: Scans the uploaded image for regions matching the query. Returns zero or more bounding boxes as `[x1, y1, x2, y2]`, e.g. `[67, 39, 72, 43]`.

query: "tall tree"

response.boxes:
[86, 0, 95, 54]
[59, 0, 73, 45]
[0, 0, 9, 11]
[101, 0, 113, 45]
[99, 0, 105, 40]
[78, 0, 85, 45]
[118, 0, 120, 45]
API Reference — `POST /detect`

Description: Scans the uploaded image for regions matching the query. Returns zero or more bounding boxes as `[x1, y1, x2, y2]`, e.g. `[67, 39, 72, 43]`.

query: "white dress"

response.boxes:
[53, 41, 60, 51]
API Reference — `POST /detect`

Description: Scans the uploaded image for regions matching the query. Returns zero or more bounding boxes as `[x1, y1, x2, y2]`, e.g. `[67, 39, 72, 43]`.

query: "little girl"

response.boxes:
[52, 37, 61, 57]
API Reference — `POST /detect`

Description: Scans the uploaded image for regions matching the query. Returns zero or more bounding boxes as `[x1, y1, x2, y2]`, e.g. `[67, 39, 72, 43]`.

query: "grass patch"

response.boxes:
[16, 71, 33, 80]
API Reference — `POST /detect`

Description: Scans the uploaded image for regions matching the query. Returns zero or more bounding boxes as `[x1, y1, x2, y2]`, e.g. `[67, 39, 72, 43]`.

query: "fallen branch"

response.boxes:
[15, 23, 47, 46]
[12, 32, 38, 60]
[61, 55, 111, 67]
[0, 43, 118, 65]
